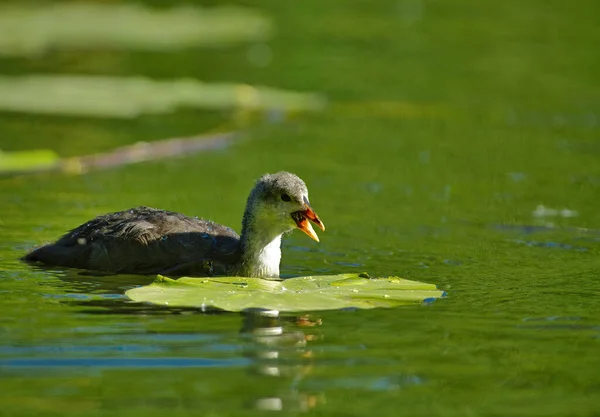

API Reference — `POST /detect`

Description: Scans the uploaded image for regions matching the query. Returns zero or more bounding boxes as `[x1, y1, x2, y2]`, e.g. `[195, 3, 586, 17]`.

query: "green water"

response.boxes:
[1, 0, 600, 416]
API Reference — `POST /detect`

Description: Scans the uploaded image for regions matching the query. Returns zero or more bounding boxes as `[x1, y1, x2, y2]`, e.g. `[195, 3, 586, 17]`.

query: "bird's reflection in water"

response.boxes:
[44, 270, 327, 411]
[240, 308, 326, 412]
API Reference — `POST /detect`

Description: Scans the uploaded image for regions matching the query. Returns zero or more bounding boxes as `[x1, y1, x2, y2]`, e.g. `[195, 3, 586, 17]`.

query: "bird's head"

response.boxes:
[243, 171, 325, 241]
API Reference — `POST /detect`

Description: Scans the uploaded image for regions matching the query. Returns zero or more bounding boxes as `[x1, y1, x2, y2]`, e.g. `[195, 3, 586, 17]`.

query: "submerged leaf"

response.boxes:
[0, 75, 325, 118]
[125, 273, 445, 312]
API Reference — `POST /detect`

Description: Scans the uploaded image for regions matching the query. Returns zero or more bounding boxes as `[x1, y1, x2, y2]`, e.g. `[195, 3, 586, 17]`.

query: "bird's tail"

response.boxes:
[21, 243, 88, 268]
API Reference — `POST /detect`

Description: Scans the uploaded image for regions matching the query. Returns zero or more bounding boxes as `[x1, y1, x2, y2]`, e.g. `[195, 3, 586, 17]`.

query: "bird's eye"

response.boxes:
[281, 193, 291, 202]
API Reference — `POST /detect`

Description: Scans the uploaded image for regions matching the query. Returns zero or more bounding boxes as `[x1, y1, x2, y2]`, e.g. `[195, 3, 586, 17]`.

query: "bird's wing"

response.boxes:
[26, 206, 241, 275]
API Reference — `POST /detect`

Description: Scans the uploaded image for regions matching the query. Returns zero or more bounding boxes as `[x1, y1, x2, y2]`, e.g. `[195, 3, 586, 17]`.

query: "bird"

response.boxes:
[22, 172, 325, 278]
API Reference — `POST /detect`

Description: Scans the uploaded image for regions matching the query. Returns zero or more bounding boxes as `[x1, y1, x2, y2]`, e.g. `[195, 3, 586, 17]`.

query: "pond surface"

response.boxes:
[1, 0, 600, 416]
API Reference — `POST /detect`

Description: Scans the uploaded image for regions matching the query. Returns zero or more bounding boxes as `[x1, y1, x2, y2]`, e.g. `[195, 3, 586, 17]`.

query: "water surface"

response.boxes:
[1, 0, 599, 416]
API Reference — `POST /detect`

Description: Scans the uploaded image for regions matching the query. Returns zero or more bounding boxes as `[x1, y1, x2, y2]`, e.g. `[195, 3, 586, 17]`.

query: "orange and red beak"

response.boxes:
[292, 203, 325, 242]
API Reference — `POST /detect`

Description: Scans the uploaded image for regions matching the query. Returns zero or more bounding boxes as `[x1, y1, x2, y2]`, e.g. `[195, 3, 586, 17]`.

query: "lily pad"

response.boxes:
[0, 149, 60, 174]
[125, 274, 445, 312]
[0, 3, 271, 56]
[0, 75, 325, 118]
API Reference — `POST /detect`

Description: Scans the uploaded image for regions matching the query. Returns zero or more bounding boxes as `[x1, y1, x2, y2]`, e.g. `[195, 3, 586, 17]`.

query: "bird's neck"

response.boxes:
[239, 220, 284, 278]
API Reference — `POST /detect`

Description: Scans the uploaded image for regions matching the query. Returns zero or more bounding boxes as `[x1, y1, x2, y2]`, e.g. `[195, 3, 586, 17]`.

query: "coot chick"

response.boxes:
[23, 172, 325, 278]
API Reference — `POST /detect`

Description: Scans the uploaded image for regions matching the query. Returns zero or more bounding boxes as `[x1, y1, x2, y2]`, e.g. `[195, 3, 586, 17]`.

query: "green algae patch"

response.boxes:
[125, 274, 445, 312]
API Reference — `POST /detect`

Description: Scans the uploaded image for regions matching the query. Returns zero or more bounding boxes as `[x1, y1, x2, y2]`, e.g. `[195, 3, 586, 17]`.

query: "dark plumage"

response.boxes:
[23, 172, 325, 278]
[23, 206, 240, 276]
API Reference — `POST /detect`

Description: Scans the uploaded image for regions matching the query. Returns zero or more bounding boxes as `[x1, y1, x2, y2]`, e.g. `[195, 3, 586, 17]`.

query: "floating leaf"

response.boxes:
[1, 132, 237, 176]
[0, 75, 326, 118]
[0, 3, 272, 56]
[0, 149, 60, 174]
[125, 274, 445, 312]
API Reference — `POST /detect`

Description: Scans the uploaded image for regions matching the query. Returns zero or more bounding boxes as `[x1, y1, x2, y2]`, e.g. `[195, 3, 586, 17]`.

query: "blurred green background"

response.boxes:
[1, 1, 599, 416]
